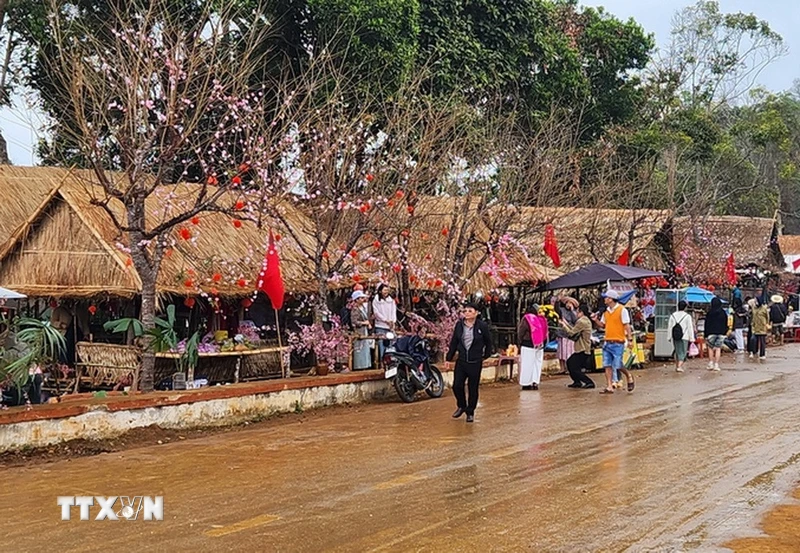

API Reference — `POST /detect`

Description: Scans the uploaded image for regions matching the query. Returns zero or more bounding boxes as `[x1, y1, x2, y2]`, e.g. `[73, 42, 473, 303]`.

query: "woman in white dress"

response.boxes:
[517, 305, 547, 390]
[350, 291, 372, 370]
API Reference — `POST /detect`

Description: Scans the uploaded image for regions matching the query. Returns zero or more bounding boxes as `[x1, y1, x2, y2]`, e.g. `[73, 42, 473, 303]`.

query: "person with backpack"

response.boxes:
[704, 297, 729, 371]
[517, 305, 548, 391]
[667, 300, 695, 372]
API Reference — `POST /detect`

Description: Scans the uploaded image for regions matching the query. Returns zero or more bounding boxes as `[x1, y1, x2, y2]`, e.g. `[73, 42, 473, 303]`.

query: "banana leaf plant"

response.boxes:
[0, 317, 67, 399]
[104, 305, 199, 378]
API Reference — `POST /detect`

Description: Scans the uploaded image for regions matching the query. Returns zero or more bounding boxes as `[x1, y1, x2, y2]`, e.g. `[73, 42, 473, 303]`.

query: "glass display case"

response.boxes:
[654, 289, 680, 358]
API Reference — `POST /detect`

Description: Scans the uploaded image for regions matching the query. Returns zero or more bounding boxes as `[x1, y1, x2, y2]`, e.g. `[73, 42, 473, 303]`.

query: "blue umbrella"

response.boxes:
[680, 286, 726, 304]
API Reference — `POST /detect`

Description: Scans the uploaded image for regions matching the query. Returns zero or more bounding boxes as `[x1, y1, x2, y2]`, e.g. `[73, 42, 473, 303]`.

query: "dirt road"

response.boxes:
[4, 348, 800, 552]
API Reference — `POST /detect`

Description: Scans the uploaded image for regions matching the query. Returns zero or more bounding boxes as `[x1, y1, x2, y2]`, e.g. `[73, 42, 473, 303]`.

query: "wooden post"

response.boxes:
[275, 309, 287, 378]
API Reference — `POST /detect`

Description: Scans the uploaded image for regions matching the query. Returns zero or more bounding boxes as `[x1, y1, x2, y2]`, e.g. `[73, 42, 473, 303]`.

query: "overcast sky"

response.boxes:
[1, 0, 798, 166]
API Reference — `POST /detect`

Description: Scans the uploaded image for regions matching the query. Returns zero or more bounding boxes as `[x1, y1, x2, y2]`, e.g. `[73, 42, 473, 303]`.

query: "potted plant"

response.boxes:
[288, 317, 350, 376]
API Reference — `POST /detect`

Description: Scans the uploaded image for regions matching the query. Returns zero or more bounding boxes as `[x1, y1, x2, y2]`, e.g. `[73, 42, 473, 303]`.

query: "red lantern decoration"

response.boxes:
[179, 227, 192, 240]
[493, 295, 500, 303]
[88, 305, 97, 315]
[365, 260, 373, 267]
[412, 296, 420, 304]
[708, 285, 716, 292]
[207, 175, 218, 186]
[165, 248, 173, 258]
[499, 271, 508, 280]
[235, 200, 245, 210]
[400, 229, 410, 238]
[241, 298, 253, 308]
[125, 257, 133, 267]
[434, 279, 443, 287]
[212, 272, 222, 283]
[373, 240, 381, 249]
[392, 264, 402, 273]
[191, 216, 200, 225]
[406, 205, 415, 215]
[232, 176, 242, 185]
[353, 274, 362, 283]
[184, 297, 196, 308]
[184, 278, 194, 288]
[237, 278, 247, 288]
[387, 199, 395, 208]
[395, 190, 404, 199]
[366, 173, 374, 182]
[322, 251, 330, 259]
[232, 219, 242, 228]
[349, 250, 358, 259]
[274, 234, 281, 242]
[425, 254, 432, 261]
[441, 227, 449, 236]
[675, 266, 685, 276]
[239, 163, 250, 173]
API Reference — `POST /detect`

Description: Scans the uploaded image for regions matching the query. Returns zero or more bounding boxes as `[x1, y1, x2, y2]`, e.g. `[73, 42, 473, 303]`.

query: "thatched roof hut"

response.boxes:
[362, 195, 560, 294]
[671, 215, 782, 281]
[506, 206, 672, 272]
[0, 166, 319, 298]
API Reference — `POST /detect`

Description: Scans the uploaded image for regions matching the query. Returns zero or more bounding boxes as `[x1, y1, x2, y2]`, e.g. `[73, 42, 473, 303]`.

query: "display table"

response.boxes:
[155, 346, 291, 385]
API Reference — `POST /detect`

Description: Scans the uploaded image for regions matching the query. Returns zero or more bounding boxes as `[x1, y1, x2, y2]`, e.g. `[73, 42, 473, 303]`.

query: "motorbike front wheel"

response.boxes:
[393, 371, 417, 403]
[424, 366, 444, 398]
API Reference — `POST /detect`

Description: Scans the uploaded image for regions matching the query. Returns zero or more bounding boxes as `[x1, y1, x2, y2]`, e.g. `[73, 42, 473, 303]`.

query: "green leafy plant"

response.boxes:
[0, 317, 67, 394]
[105, 305, 198, 376]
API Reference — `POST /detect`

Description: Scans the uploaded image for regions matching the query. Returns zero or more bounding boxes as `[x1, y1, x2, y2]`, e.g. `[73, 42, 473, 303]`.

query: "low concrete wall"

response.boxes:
[0, 358, 557, 453]
[0, 379, 397, 453]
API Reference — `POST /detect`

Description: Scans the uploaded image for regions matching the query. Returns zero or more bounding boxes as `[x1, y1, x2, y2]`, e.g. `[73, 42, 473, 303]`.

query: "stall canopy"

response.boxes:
[0, 286, 25, 299]
[680, 286, 726, 304]
[545, 263, 663, 290]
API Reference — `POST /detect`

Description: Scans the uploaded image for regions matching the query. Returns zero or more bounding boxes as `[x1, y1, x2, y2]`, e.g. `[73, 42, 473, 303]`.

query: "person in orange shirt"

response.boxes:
[591, 289, 635, 394]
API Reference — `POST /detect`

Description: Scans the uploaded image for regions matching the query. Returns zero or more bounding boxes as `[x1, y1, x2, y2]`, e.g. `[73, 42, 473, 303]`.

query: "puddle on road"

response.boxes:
[725, 486, 800, 552]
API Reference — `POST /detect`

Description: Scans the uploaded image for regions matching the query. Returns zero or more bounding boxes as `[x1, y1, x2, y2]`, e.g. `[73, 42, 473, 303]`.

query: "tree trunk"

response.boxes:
[314, 271, 329, 324]
[0, 131, 9, 165]
[138, 271, 158, 392]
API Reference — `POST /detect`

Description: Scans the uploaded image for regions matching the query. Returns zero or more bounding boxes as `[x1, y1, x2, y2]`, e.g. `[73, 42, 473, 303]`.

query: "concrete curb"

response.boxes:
[0, 357, 564, 452]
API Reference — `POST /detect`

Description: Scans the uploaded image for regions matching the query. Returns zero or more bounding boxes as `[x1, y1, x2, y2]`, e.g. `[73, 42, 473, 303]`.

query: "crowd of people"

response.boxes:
[338, 281, 794, 423]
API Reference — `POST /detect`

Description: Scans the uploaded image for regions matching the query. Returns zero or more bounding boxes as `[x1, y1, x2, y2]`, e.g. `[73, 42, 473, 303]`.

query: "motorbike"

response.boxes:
[382, 331, 444, 403]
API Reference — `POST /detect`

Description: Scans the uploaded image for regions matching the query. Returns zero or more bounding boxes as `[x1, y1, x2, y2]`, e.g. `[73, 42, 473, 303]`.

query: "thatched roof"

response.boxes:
[0, 166, 69, 249]
[778, 235, 800, 256]
[671, 215, 781, 280]
[0, 166, 319, 298]
[398, 196, 559, 293]
[506, 207, 672, 271]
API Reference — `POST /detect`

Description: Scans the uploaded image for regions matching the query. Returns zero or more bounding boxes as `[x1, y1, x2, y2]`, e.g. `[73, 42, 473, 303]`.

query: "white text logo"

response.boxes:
[57, 496, 163, 521]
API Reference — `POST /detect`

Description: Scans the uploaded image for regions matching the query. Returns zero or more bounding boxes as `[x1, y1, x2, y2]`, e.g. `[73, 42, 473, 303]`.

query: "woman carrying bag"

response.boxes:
[668, 301, 695, 373]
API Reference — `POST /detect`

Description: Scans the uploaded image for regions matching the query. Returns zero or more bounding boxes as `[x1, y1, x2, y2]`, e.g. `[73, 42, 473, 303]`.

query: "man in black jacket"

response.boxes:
[446, 303, 494, 423]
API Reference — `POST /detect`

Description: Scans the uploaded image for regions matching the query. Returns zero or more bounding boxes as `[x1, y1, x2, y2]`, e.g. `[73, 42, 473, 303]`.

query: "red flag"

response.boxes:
[617, 248, 630, 266]
[543, 224, 561, 268]
[257, 230, 285, 310]
[793, 257, 800, 271]
[726, 253, 738, 284]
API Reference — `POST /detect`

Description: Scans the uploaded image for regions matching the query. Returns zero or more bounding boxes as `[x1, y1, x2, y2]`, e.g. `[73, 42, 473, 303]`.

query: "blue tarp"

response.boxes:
[680, 286, 727, 304]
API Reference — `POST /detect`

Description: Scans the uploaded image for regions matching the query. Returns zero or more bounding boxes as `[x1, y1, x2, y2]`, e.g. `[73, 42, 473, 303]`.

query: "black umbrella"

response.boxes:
[544, 263, 663, 290]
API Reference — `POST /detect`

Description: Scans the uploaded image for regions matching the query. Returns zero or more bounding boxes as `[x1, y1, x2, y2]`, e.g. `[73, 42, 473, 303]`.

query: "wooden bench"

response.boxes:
[75, 342, 141, 392]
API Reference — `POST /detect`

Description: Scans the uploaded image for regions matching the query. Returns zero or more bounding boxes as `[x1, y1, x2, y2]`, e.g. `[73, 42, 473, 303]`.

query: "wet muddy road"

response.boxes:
[4, 348, 800, 552]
